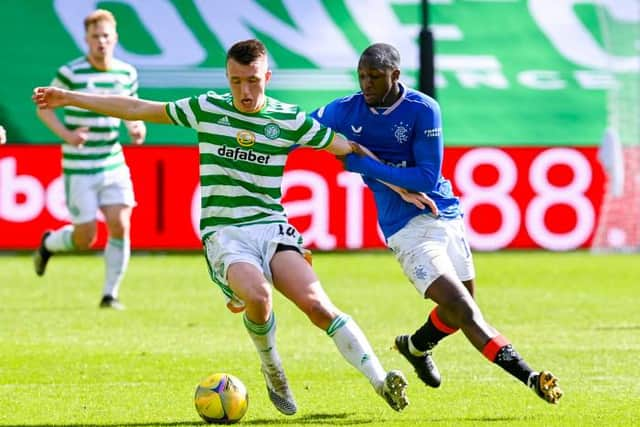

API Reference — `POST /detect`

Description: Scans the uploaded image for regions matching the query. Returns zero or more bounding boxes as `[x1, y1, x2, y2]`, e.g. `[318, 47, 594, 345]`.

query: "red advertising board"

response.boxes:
[0, 145, 604, 251]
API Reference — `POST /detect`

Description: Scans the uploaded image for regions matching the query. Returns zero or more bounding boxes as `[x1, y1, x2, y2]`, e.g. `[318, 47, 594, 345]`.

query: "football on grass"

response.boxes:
[194, 373, 249, 424]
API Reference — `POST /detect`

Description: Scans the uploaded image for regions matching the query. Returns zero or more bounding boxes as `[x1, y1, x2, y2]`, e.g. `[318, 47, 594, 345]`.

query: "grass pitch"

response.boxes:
[1, 251, 638, 426]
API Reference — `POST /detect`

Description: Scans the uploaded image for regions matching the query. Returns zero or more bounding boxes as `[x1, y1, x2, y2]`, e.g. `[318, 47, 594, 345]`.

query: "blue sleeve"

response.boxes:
[293, 101, 341, 152]
[345, 102, 443, 193]
[310, 101, 342, 130]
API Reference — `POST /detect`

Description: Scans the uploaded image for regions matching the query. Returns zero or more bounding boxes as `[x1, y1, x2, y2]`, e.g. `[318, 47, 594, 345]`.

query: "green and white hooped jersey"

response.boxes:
[165, 92, 335, 241]
[51, 56, 138, 175]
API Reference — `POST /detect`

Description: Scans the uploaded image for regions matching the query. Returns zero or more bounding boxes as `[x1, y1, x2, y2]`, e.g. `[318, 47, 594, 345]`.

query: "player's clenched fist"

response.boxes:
[32, 87, 68, 109]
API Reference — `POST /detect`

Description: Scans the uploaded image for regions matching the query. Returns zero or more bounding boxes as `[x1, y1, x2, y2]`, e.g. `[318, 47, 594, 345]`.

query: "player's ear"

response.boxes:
[391, 68, 400, 82]
[265, 69, 272, 84]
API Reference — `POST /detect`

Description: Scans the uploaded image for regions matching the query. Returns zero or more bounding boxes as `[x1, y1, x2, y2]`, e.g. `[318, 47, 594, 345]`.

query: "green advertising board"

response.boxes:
[0, 0, 637, 146]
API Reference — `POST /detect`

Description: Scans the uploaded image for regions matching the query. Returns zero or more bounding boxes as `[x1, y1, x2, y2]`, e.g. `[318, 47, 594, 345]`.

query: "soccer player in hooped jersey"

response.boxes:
[312, 43, 563, 404]
[33, 39, 409, 415]
[34, 9, 146, 310]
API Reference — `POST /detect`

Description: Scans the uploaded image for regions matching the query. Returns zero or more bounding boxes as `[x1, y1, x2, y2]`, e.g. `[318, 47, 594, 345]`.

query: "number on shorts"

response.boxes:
[278, 224, 297, 237]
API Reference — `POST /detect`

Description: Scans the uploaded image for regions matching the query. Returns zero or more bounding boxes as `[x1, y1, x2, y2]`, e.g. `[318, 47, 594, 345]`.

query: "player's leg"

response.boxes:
[388, 215, 457, 388]
[426, 273, 562, 403]
[205, 227, 296, 415]
[431, 218, 560, 402]
[270, 248, 408, 411]
[34, 174, 98, 276]
[395, 218, 476, 387]
[99, 204, 131, 309]
[226, 260, 297, 415]
[97, 171, 136, 309]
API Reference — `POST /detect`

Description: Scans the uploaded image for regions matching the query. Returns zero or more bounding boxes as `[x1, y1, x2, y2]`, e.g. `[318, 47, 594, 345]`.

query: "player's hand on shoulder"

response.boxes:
[32, 86, 68, 109]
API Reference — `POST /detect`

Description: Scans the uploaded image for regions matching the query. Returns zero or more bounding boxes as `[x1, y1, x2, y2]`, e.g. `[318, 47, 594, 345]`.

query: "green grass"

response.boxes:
[1, 251, 639, 426]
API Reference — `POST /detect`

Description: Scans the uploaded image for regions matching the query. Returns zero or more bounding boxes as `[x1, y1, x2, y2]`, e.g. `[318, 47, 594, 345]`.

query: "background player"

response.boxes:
[33, 9, 146, 310]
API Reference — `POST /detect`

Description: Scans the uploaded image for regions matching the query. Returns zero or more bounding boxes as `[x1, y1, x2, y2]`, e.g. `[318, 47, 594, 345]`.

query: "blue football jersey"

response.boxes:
[312, 82, 461, 238]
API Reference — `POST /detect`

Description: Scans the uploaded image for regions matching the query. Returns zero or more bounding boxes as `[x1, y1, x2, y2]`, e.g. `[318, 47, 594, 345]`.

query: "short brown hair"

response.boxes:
[84, 9, 116, 31]
[226, 39, 267, 65]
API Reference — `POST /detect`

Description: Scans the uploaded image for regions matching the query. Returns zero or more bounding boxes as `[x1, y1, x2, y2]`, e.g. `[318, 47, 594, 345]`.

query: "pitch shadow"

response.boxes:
[245, 412, 374, 425]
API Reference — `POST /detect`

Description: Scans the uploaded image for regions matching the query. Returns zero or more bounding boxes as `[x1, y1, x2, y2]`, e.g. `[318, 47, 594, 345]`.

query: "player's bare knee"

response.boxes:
[243, 283, 272, 309]
[106, 221, 128, 238]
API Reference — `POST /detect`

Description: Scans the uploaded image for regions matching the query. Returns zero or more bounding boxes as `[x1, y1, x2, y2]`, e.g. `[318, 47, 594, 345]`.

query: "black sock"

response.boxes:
[411, 308, 457, 352]
[494, 344, 534, 385]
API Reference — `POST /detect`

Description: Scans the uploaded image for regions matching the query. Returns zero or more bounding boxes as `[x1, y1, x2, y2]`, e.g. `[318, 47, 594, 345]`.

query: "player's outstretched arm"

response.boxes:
[32, 87, 172, 124]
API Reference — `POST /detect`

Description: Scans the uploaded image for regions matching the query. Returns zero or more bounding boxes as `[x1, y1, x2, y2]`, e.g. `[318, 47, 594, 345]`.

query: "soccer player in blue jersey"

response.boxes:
[312, 43, 563, 404]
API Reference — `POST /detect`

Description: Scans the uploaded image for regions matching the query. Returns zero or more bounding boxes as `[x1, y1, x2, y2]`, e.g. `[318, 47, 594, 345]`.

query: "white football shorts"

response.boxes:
[64, 166, 136, 224]
[387, 214, 475, 297]
[203, 222, 304, 312]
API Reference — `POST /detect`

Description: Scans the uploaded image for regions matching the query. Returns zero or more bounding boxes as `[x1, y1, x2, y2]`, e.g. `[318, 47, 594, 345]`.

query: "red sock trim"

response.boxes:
[430, 308, 458, 334]
[482, 335, 510, 361]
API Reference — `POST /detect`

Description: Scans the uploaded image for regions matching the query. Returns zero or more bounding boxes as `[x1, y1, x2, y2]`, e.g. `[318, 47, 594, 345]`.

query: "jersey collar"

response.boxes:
[368, 82, 406, 116]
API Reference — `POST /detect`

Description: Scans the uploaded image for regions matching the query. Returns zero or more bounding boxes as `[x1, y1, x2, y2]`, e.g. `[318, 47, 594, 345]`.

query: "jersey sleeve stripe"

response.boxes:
[317, 128, 335, 149]
[177, 97, 198, 128]
[165, 103, 180, 125]
[54, 71, 72, 89]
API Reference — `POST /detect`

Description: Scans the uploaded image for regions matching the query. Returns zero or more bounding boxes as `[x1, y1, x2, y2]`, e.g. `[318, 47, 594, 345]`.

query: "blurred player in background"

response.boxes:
[312, 42, 563, 404]
[34, 9, 146, 310]
[0, 125, 6, 144]
[33, 39, 410, 414]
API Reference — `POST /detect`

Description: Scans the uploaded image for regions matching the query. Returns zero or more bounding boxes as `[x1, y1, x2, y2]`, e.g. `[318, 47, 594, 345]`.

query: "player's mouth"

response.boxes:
[363, 93, 379, 105]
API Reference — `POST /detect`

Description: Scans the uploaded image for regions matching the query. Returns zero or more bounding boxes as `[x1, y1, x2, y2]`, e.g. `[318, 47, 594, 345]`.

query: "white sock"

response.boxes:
[102, 237, 130, 299]
[244, 311, 283, 371]
[44, 225, 75, 252]
[327, 313, 387, 390]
